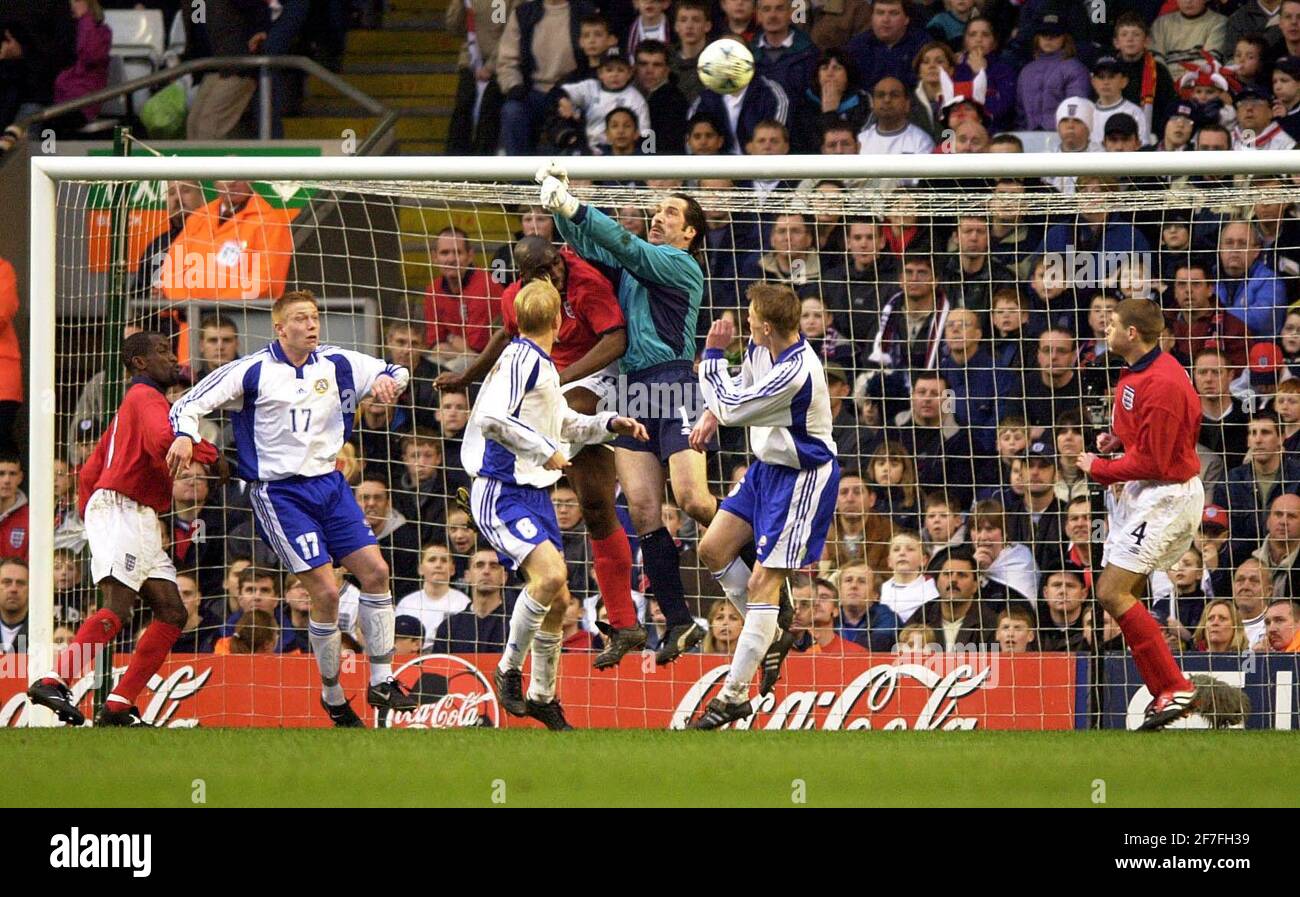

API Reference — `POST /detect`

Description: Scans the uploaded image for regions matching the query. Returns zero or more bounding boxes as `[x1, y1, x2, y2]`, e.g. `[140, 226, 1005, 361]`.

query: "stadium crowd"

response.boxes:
[5, 0, 1300, 663]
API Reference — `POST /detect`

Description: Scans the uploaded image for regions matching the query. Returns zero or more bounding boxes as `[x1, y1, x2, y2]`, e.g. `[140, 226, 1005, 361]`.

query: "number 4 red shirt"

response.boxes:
[1089, 348, 1202, 487]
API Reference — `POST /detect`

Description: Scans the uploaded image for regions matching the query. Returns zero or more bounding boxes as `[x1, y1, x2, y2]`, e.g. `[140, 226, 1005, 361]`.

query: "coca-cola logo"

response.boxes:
[377, 654, 501, 729]
[671, 662, 993, 731]
[2, 665, 211, 728]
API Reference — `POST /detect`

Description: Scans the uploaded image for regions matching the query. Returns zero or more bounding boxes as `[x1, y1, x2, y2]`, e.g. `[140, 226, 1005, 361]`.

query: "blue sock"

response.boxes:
[640, 527, 693, 627]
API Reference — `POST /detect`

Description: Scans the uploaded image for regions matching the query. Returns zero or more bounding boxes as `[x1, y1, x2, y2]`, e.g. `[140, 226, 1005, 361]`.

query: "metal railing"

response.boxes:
[16, 55, 399, 156]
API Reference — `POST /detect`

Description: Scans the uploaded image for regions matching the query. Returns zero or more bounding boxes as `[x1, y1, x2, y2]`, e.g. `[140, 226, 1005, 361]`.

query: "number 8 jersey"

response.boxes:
[171, 340, 408, 482]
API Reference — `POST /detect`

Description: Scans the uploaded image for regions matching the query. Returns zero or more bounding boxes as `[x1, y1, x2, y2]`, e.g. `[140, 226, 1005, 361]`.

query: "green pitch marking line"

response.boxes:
[2, 730, 1296, 808]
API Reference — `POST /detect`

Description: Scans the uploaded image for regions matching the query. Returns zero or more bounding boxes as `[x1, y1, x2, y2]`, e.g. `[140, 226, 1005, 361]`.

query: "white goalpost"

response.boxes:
[25, 150, 1300, 730]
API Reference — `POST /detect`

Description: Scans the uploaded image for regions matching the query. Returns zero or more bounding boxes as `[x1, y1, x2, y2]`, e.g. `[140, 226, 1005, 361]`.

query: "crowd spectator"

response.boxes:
[845, 0, 927, 92]
[636, 39, 688, 154]
[857, 76, 934, 153]
[44, 0, 111, 137]
[394, 614, 426, 655]
[560, 47, 650, 154]
[496, 0, 594, 155]
[1152, 0, 1227, 84]
[702, 598, 742, 653]
[911, 545, 1002, 650]
[1036, 566, 1090, 651]
[1259, 598, 1300, 651]
[750, 0, 816, 104]
[1191, 597, 1247, 652]
[0, 557, 27, 653]
[354, 473, 422, 597]
[1214, 411, 1300, 564]
[0, 1, 75, 131]
[669, 0, 710, 101]
[423, 226, 505, 367]
[969, 499, 1038, 602]
[790, 48, 871, 153]
[171, 571, 221, 654]
[446, 0, 518, 155]
[186, 0, 270, 139]
[1216, 219, 1288, 336]
[430, 548, 513, 653]
[1016, 15, 1089, 131]
[1232, 556, 1272, 646]
[396, 543, 470, 649]
[790, 574, 867, 654]
[0, 452, 28, 561]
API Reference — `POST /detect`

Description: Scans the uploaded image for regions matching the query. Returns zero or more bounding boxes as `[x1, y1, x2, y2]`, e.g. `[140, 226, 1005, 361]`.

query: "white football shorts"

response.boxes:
[1102, 476, 1205, 575]
[84, 489, 178, 592]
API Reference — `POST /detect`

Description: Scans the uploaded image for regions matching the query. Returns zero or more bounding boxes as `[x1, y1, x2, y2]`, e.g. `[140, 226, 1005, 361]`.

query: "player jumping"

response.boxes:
[461, 279, 647, 729]
[436, 235, 644, 669]
[166, 291, 419, 727]
[1078, 298, 1205, 730]
[28, 331, 221, 726]
[686, 285, 840, 728]
[539, 164, 721, 664]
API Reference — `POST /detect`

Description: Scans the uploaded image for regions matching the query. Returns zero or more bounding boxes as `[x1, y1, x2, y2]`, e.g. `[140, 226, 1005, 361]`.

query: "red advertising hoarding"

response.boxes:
[0, 652, 1077, 730]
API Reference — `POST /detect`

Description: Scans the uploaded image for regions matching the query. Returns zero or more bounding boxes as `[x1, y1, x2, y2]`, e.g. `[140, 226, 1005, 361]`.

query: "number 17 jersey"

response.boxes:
[171, 340, 408, 482]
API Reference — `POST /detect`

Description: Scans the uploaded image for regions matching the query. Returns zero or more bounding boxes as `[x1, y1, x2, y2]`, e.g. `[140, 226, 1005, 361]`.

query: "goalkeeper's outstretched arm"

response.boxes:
[537, 165, 700, 291]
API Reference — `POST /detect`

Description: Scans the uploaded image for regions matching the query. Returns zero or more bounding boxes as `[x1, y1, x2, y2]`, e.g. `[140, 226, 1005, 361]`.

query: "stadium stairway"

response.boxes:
[283, 0, 514, 293]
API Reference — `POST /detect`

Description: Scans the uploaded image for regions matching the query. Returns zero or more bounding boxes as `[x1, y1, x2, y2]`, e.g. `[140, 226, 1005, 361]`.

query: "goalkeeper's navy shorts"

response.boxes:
[609, 362, 718, 460]
[249, 470, 377, 573]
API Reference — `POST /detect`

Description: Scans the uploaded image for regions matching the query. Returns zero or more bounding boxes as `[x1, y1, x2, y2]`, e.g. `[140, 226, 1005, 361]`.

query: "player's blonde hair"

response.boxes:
[271, 290, 319, 325]
[515, 279, 562, 335]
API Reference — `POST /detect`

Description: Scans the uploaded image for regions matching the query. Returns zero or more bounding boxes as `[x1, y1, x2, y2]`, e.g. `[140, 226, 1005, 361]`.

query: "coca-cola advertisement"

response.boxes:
[0, 652, 1078, 729]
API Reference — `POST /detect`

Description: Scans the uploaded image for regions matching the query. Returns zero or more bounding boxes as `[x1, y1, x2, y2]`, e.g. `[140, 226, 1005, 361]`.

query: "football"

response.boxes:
[697, 39, 755, 95]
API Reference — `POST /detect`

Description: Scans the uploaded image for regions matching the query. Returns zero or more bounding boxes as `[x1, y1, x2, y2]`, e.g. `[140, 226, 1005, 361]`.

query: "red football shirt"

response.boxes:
[78, 378, 218, 517]
[1089, 349, 1202, 487]
[500, 247, 625, 372]
[423, 267, 504, 353]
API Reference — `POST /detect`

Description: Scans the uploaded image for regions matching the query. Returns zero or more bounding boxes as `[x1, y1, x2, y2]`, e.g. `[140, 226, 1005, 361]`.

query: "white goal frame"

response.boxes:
[26, 150, 1300, 725]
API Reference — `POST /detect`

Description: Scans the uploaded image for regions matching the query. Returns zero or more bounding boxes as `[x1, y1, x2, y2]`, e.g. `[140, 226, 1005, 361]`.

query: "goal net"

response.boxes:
[21, 152, 1298, 731]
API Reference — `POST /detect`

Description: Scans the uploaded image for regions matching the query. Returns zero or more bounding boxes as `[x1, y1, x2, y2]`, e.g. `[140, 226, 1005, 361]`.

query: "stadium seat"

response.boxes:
[1008, 130, 1056, 154]
[102, 9, 167, 118]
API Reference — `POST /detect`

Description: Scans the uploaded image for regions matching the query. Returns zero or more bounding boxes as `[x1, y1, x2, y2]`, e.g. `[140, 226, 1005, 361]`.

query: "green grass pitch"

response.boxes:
[2, 729, 1297, 807]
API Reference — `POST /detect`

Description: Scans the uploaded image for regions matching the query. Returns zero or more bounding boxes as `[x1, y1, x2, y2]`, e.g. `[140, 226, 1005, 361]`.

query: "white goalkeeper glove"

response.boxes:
[539, 174, 580, 219]
[535, 161, 569, 187]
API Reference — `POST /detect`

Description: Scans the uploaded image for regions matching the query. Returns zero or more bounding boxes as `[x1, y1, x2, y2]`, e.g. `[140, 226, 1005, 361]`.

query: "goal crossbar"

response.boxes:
[29, 150, 1300, 183]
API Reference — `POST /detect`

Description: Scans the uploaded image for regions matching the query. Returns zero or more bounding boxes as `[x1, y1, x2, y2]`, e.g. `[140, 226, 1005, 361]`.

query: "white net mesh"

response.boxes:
[38, 162, 1300, 730]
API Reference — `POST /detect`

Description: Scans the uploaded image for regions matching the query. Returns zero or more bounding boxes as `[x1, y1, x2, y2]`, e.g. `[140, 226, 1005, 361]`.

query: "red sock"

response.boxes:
[591, 531, 637, 629]
[107, 622, 182, 708]
[52, 608, 122, 682]
[1116, 603, 1191, 695]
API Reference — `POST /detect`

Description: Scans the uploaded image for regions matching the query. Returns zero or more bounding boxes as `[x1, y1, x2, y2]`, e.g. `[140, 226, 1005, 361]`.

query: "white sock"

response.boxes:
[721, 604, 778, 704]
[309, 619, 345, 706]
[358, 592, 395, 685]
[498, 590, 547, 674]
[711, 557, 752, 615]
[527, 630, 563, 703]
